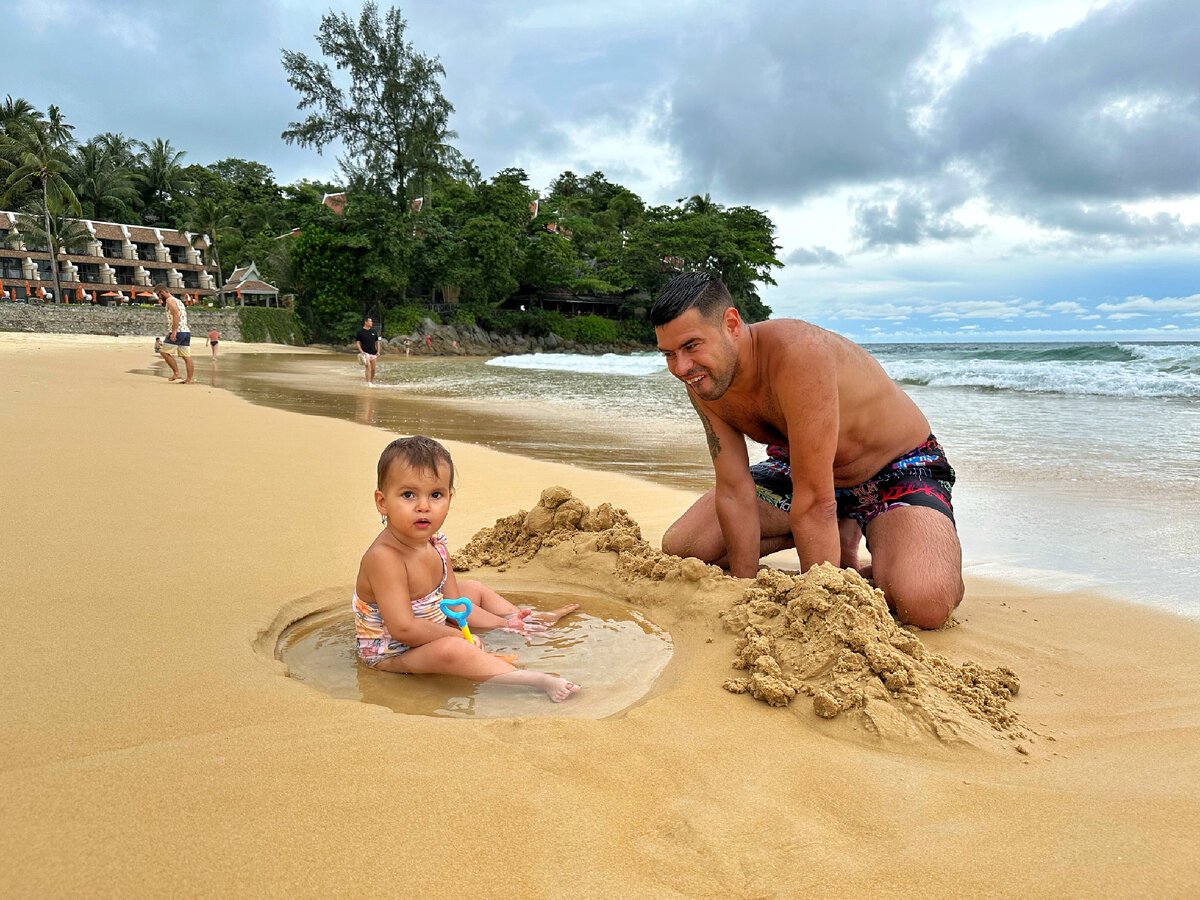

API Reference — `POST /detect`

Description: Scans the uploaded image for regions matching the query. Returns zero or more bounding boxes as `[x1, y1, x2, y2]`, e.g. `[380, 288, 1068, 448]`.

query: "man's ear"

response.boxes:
[722, 306, 743, 338]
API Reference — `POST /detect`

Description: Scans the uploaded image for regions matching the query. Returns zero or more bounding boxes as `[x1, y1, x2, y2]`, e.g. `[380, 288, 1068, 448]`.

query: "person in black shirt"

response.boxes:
[355, 317, 380, 385]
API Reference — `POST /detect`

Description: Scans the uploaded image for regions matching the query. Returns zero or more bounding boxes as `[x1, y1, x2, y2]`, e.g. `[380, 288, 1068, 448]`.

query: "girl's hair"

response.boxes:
[377, 435, 455, 490]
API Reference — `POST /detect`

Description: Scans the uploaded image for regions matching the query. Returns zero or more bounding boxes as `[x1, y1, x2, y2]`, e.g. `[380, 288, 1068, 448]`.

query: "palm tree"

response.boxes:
[185, 197, 237, 302]
[16, 208, 94, 298]
[3, 115, 81, 304]
[71, 139, 137, 221]
[0, 96, 44, 207]
[135, 138, 194, 223]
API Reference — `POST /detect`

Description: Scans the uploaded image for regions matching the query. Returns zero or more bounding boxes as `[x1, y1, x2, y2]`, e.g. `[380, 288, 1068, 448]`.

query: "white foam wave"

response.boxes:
[884, 358, 1200, 399]
[486, 352, 667, 376]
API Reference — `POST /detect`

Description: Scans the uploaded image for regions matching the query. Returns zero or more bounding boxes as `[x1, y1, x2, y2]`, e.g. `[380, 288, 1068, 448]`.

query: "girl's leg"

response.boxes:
[458, 579, 580, 627]
[376, 636, 579, 702]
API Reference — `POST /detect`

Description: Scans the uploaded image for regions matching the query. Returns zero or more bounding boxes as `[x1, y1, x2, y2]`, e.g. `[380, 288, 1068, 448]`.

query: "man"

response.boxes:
[653, 272, 962, 628]
[155, 285, 194, 384]
[355, 316, 380, 385]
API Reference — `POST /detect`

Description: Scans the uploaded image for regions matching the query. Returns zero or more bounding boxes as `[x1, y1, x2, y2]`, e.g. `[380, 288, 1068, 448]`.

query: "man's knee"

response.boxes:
[661, 521, 719, 563]
[887, 574, 964, 629]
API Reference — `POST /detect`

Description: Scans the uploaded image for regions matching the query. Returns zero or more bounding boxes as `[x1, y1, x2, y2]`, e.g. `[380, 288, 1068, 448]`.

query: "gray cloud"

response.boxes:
[665, 0, 947, 201]
[852, 188, 980, 248]
[784, 245, 846, 267]
[937, 0, 1200, 204]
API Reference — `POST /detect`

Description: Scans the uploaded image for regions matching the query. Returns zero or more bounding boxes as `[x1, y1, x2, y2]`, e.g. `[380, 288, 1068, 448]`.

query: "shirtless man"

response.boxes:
[653, 272, 962, 628]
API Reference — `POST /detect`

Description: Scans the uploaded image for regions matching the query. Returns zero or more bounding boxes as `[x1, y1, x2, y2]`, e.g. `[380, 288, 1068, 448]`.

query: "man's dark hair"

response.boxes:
[377, 435, 455, 490]
[650, 272, 733, 327]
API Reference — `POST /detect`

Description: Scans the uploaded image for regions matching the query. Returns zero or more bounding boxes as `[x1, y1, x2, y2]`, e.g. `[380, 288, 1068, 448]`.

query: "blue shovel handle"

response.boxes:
[439, 597, 473, 627]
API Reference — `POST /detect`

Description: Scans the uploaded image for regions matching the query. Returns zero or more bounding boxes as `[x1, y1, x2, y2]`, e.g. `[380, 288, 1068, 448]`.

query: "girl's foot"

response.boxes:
[539, 674, 580, 702]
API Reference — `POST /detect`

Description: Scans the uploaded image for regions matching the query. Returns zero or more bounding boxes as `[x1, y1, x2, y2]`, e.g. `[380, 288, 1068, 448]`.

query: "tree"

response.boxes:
[135, 138, 193, 223]
[184, 197, 237, 301]
[2, 108, 81, 304]
[71, 138, 136, 221]
[282, 2, 460, 200]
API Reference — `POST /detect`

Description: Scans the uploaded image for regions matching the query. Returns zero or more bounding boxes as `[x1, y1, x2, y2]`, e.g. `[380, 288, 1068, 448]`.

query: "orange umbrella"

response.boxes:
[101, 291, 121, 297]
[76, 286, 83, 300]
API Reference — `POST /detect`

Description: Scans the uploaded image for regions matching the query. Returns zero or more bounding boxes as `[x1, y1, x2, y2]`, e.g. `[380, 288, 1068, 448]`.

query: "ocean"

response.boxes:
[202, 341, 1200, 618]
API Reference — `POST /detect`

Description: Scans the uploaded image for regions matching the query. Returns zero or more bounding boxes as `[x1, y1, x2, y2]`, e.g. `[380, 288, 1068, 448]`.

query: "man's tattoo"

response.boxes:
[690, 397, 721, 460]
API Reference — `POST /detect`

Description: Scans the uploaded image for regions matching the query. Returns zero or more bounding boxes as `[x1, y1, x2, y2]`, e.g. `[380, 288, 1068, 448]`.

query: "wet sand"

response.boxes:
[2, 334, 1199, 898]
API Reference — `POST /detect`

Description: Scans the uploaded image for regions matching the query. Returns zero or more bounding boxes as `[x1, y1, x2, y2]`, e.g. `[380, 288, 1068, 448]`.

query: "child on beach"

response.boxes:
[354, 436, 580, 701]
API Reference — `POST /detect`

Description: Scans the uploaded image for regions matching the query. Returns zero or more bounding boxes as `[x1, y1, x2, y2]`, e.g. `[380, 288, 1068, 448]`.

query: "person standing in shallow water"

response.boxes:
[355, 316, 380, 385]
[652, 272, 963, 629]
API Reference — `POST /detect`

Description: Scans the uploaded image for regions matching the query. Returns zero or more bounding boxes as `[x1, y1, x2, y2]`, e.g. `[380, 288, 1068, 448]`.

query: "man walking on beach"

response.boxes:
[652, 272, 962, 628]
[355, 316, 380, 386]
[155, 285, 194, 384]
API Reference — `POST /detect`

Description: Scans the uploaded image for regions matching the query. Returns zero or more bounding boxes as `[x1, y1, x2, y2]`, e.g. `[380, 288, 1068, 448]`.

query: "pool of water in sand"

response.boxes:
[277, 591, 673, 719]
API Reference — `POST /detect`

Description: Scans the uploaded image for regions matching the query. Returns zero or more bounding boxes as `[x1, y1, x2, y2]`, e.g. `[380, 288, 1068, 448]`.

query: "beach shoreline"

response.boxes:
[3, 334, 1198, 897]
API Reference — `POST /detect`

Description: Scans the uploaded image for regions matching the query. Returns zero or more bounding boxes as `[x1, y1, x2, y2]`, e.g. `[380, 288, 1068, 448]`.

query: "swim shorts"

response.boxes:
[749, 435, 956, 536]
[161, 331, 192, 358]
[359, 352, 378, 364]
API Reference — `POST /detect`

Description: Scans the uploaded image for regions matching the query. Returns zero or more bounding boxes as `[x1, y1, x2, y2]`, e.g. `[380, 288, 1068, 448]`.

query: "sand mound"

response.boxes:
[452, 486, 725, 593]
[722, 565, 1026, 747]
[455, 487, 1025, 749]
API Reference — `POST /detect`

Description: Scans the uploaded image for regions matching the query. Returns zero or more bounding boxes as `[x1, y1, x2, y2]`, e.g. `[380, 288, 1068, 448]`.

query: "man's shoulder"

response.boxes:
[753, 318, 831, 361]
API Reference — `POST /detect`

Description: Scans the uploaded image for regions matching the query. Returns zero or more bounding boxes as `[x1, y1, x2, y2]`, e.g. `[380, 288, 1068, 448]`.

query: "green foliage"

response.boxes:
[281, 2, 462, 200]
[383, 304, 429, 338]
[458, 214, 519, 303]
[616, 316, 654, 344]
[573, 314, 617, 344]
[237, 306, 304, 344]
[449, 306, 475, 328]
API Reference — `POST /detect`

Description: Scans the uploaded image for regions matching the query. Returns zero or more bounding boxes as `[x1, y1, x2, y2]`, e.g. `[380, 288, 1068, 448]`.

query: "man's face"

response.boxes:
[365, 318, 373, 330]
[655, 307, 740, 402]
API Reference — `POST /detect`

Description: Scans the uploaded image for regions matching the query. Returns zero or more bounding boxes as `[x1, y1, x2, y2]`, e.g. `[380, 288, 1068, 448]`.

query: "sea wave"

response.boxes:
[881, 343, 1200, 399]
[486, 352, 668, 376]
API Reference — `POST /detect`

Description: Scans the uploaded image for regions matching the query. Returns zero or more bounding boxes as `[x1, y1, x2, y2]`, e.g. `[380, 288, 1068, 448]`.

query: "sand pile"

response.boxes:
[722, 565, 1026, 748]
[455, 486, 1025, 749]
[452, 485, 723, 592]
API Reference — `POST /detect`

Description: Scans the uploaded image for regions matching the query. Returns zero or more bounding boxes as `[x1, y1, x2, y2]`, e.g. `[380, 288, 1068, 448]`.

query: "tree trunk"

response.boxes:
[42, 176, 64, 305]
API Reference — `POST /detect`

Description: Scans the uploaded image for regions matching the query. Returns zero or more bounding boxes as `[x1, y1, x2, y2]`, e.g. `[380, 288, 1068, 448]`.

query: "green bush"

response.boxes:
[237, 306, 304, 344]
[573, 314, 617, 344]
[617, 316, 654, 344]
[384, 305, 430, 338]
[449, 306, 476, 328]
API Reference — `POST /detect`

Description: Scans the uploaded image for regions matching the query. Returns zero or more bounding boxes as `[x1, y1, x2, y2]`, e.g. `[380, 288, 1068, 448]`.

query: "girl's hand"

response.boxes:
[502, 609, 547, 635]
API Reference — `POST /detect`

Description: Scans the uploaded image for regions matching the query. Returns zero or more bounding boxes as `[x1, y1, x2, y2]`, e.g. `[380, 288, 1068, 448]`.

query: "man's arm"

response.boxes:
[167, 298, 180, 338]
[776, 354, 841, 571]
[691, 395, 759, 578]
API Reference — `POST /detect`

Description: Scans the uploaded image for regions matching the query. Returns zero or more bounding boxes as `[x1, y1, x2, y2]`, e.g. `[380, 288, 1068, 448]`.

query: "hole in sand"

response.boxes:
[277, 590, 673, 719]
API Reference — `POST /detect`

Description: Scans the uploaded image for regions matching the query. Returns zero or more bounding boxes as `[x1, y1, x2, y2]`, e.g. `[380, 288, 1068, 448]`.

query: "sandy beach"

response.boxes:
[3, 334, 1199, 898]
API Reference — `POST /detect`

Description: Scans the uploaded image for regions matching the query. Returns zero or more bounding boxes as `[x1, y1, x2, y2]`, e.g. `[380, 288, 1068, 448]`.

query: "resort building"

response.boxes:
[220, 262, 280, 306]
[0, 211, 219, 303]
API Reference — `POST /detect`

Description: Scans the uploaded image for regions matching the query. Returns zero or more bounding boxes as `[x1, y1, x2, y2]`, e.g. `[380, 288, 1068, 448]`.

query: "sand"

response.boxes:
[3, 332, 1200, 898]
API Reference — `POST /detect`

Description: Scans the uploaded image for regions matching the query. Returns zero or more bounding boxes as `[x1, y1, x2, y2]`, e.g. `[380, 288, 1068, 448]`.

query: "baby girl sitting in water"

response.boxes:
[354, 435, 580, 701]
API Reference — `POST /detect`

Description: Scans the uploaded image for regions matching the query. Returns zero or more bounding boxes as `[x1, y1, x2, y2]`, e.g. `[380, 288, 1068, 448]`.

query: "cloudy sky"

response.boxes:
[10, 0, 1200, 340]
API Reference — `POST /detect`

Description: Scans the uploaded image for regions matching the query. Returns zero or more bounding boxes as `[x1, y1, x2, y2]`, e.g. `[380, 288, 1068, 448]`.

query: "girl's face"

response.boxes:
[375, 460, 453, 542]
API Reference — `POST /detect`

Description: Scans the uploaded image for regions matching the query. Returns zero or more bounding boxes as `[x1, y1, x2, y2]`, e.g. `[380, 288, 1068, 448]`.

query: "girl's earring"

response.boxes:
[381, 514, 387, 524]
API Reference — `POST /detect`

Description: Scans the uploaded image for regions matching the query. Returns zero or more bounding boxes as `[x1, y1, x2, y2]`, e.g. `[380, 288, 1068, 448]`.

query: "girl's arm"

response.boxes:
[367, 552, 461, 647]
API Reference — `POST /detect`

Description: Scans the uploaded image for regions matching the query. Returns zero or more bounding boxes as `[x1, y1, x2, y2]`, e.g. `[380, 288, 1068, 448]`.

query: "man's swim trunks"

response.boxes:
[748, 435, 956, 535]
[161, 331, 192, 358]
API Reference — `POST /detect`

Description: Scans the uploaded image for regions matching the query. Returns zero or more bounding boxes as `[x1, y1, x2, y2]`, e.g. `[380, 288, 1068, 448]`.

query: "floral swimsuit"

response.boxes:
[353, 532, 450, 667]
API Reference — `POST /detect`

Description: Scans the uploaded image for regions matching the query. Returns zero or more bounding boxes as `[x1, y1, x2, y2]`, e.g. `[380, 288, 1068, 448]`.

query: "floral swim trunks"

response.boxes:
[749, 435, 957, 538]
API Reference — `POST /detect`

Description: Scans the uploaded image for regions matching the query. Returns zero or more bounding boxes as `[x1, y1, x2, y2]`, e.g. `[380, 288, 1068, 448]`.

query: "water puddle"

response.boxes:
[277, 590, 673, 719]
